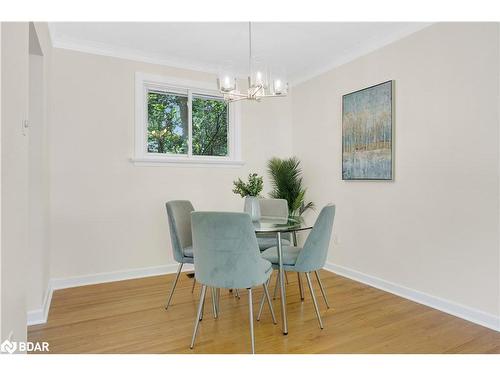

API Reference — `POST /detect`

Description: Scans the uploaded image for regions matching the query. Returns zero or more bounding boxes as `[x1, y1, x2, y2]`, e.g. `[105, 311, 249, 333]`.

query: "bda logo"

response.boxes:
[0, 339, 17, 354]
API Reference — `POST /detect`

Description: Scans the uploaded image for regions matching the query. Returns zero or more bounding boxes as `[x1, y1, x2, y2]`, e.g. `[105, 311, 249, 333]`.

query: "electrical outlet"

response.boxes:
[22, 119, 29, 136]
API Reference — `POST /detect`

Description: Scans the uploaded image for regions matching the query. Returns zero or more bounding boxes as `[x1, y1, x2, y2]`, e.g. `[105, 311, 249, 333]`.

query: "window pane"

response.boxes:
[147, 91, 188, 154]
[192, 95, 228, 156]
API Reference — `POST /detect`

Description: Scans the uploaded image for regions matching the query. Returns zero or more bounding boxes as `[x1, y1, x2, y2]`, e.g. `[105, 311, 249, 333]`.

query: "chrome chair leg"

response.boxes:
[285, 271, 289, 284]
[190, 284, 207, 349]
[257, 279, 268, 321]
[216, 288, 221, 313]
[257, 277, 275, 322]
[235, 289, 240, 299]
[257, 295, 265, 321]
[248, 288, 255, 354]
[165, 263, 183, 310]
[314, 270, 330, 308]
[191, 277, 196, 293]
[211, 287, 218, 319]
[262, 282, 277, 324]
[273, 271, 280, 299]
[305, 272, 323, 329]
[200, 293, 205, 321]
[298, 272, 304, 301]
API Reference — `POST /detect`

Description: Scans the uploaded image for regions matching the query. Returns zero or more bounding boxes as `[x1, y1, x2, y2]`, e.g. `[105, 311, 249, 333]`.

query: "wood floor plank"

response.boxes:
[28, 270, 500, 354]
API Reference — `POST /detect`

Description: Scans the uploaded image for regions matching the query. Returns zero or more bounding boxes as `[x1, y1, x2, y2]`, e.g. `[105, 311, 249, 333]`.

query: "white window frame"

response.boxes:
[132, 72, 243, 167]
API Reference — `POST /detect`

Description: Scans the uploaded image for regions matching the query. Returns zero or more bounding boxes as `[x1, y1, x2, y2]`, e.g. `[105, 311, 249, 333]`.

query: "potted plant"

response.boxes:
[267, 156, 314, 216]
[232, 173, 264, 221]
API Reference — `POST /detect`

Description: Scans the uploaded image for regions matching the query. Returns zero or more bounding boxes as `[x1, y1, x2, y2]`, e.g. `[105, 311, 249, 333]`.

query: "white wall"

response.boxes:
[0, 21, 52, 338]
[291, 23, 500, 318]
[27, 22, 51, 315]
[49, 48, 292, 279]
[0, 21, 3, 340]
[1, 22, 29, 342]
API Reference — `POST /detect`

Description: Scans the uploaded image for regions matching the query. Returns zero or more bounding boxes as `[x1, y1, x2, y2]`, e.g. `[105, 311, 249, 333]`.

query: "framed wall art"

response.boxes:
[342, 80, 394, 180]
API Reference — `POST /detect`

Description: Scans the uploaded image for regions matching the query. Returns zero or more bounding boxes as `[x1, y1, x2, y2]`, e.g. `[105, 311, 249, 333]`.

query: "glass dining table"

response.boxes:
[253, 216, 313, 335]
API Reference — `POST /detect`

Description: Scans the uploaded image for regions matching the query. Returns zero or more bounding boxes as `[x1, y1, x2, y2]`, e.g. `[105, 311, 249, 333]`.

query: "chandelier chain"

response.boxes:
[248, 22, 252, 73]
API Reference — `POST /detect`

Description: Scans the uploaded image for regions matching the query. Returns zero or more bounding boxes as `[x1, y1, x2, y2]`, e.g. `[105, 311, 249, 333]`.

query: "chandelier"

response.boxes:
[217, 22, 289, 102]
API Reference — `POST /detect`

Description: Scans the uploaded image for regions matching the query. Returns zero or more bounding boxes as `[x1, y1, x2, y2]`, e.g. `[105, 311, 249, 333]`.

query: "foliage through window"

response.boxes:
[147, 92, 189, 154]
[192, 96, 228, 156]
[135, 73, 240, 165]
[147, 91, 229, 158]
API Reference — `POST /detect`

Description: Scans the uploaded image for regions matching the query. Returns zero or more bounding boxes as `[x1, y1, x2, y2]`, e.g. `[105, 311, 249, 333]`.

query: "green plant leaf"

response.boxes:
[267, 157, 314, 216]
[232, 172, 264, 198]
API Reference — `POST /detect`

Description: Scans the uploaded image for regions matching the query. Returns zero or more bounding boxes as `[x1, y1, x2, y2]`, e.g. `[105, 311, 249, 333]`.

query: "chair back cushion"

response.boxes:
[257, 198, 291, 244]
[259, 198, 288, 218]
[165, 200, 195, 263]
[192, 212, 271, 289]
[294, 204, 336, 272]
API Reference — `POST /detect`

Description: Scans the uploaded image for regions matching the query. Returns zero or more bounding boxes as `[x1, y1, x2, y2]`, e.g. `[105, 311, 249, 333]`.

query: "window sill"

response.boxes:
[130, 157, 245, 168]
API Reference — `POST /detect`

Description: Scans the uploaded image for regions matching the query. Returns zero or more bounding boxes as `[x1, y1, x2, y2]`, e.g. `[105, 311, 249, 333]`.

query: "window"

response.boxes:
[147, 91, 189, 155]
[192, 95, 228, 156]
[134, 73, 242, 166]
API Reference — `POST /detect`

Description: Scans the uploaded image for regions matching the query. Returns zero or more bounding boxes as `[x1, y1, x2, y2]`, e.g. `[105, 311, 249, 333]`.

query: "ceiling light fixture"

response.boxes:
[217, 22, 289, 102]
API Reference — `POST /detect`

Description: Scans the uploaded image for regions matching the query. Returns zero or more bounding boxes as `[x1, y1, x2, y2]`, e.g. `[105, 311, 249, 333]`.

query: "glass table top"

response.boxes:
[253, 216, 313, 233]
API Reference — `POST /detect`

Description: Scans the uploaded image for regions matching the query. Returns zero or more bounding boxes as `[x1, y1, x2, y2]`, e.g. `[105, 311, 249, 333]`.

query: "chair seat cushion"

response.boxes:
[257, 236, 291, 251]
[183, 245, 193, 257]
[261, 245, 302, 266]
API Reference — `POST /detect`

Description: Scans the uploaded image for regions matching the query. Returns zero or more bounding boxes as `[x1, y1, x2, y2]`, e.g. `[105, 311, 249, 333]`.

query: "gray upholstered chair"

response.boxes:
[257, 198, 291, 251]
[259, 198, 308, 300]
[229, 199, 292, 301]
[258, 204, 336, 329]
[190, 211, 276, 354]
[164, 200, 195, 310]
[259, 197, 288, 217]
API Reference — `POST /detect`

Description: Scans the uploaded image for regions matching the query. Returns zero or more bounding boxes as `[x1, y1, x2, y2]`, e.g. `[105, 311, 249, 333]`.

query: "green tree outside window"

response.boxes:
[147, 91, 228, 157]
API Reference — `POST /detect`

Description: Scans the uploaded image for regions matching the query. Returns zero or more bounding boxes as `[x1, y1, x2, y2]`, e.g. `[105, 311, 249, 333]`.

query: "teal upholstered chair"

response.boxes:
[190, 211, 276, 354]
[258, 204, 336, 329]
[259, 197, 288, 217]
[259, 198, 308, 299]
[164, 200, 195, 310]
[229, 199, 292, 300]
[257, 198, 291, 251]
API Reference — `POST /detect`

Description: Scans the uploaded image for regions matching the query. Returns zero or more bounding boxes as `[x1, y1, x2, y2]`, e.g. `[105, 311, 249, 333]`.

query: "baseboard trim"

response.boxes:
[27, 282, 53, 326]
[50, 263, 194, 291]
[31, 261, 499, 331]
[27, 262, 192, 326]
[324, 262, 500, 332]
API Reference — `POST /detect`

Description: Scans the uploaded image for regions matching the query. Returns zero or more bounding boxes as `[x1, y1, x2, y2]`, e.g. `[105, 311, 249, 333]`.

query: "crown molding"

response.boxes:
[48, 23, 433, 86]
[49, 31, 223, 77]
[291, 23, 433, 85]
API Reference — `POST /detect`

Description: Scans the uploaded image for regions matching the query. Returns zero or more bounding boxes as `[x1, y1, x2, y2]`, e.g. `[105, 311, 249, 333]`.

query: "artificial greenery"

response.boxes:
[232, 173, 264, 198]
[267, 157, 315, 216]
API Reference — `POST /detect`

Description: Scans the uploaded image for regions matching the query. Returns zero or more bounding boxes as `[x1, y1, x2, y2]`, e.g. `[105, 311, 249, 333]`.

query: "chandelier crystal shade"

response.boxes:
[217, 22, 289, 102]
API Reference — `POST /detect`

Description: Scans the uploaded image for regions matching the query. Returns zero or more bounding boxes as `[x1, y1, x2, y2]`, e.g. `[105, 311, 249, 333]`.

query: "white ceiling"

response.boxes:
[48, 22, 430, 84]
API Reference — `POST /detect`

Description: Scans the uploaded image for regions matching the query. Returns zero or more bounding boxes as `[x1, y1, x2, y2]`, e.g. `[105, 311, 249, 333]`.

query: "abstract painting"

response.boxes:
[342, 80, 393, 180]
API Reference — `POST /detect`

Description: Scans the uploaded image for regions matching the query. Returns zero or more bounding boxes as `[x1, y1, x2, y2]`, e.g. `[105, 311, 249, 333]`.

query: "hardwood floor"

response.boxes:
[28, 270, 500, 354]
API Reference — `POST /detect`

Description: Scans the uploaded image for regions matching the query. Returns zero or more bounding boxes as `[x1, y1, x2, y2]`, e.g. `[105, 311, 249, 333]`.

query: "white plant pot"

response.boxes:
[244, 196, 261, 222]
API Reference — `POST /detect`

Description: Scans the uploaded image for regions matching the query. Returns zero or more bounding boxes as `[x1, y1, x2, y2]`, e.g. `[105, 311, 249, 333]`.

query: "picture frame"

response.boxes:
[342, 80, 394, 181]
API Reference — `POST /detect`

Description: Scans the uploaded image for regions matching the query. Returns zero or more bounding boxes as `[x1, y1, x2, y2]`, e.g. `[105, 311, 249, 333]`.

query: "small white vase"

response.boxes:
[244, 196, 261, 222]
